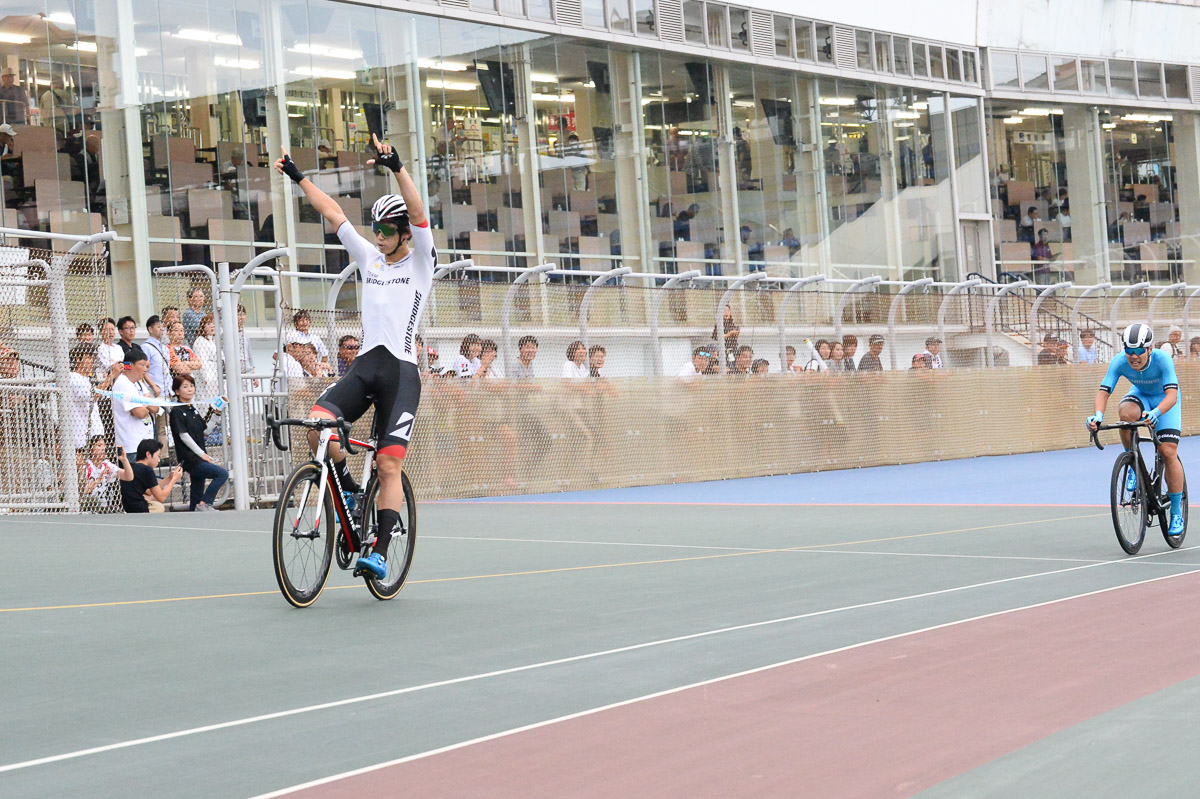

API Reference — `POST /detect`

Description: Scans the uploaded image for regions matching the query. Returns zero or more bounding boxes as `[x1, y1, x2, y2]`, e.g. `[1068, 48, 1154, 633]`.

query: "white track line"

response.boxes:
[244, 566, 1200, 799]
[0, 545, 1191, 776]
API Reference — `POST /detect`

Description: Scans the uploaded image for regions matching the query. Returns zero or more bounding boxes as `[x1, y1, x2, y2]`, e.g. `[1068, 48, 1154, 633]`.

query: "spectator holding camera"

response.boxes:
[168, 374, 228, 512]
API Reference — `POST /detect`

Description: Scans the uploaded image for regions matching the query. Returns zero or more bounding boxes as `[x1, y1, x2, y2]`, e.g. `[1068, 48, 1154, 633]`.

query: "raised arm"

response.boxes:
[366, 133, 427, 227]
[274, 148, 348, 230]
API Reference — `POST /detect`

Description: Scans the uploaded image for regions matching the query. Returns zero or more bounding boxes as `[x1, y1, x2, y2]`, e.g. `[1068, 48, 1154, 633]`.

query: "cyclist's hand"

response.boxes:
[1086, 412, 1103, 431]
[1144, 408, 1162, 427]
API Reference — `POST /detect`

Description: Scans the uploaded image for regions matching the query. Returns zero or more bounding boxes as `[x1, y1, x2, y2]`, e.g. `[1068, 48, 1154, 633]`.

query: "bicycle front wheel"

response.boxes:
[273, 462, 336, 608]
[1111, 451, 1147, 555]
[361, 469, 417, 601]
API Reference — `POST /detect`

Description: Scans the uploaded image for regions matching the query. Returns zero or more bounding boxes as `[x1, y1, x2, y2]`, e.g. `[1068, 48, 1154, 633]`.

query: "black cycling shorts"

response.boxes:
[313, 346, 421, 457]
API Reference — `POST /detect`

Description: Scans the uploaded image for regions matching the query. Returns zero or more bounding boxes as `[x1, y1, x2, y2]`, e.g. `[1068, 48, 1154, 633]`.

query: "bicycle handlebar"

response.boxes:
[264, 408, 358, 455]
[1089, 420, 1161, 451]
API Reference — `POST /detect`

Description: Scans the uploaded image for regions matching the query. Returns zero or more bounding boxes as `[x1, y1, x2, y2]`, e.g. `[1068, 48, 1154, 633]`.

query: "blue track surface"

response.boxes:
[460, 438, 1198, 505]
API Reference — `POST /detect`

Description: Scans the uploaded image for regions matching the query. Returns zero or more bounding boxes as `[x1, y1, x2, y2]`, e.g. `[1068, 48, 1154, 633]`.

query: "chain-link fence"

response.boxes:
[9, 247, 1200, 512]
[0, 243, 111, 511]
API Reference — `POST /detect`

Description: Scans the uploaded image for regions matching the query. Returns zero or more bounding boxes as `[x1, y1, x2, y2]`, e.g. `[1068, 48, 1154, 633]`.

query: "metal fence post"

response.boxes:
[648, 271, 701, 376]
[833, 275, 882, 342]
[985, 280, 1029, 368]
[1028, 281, 1073, 361]
[776, 274, 825, 369]
[501, 263, 554, 378]
[1110, 281, 1150, 336]
[1069, 283, 1111, 354]
[715, 273, 765, 372]
[579, 267, 632, 353]
[935, 278, 982, 357]
[218, 262, 250, 511]
[887, 278, 934, 371]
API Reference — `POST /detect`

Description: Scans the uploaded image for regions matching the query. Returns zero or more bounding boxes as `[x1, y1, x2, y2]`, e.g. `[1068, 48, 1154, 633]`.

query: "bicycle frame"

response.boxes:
[1091, 420, 1166, 512]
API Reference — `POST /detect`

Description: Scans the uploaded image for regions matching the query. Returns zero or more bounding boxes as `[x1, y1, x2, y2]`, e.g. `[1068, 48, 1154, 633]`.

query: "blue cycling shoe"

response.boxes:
[356, 552, 387, 580]
[1169, 514, 1186, 537]
[1125, 469, 1138, 494]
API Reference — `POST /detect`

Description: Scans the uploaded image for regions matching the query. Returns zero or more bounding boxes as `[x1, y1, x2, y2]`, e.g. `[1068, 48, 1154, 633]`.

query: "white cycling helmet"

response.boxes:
[1121, 322, 1154, 349]
[370, 194, 408, 223]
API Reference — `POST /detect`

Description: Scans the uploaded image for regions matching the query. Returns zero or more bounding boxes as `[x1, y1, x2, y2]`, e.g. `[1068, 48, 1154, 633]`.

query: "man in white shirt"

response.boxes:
[923, 336, 944, 368]
[275, 132, 433, 581]
[111, 350, 161, 454]
[280, 333, 307, 379]
[676, 346, 712, 378]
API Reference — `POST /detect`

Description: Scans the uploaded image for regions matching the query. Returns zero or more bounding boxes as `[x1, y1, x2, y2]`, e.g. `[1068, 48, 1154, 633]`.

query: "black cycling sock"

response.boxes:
[374, 509, 400, 559]
[334, 458, 359, 493]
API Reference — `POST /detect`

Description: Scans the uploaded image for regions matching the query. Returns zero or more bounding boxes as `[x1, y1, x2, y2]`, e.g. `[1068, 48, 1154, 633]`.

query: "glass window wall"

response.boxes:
[641, 52, 721, 273]
[728, 65, 803, 273]
[1099, 109, 1178, 279]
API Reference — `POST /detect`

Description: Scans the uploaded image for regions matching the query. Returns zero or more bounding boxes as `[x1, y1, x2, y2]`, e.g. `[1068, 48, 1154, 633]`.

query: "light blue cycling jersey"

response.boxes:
[1100, 348, 1179, 397]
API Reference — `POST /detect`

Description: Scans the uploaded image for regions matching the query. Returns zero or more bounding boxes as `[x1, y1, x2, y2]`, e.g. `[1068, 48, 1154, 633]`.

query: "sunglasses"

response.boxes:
[342, 344, 360, 350]
[1124, 346, 1148, 356]
[371, 221, 399, 237]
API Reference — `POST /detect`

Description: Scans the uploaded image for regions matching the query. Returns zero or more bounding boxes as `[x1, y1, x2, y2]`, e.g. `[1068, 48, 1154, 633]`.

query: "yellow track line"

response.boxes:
[0, 512, 1103, 613]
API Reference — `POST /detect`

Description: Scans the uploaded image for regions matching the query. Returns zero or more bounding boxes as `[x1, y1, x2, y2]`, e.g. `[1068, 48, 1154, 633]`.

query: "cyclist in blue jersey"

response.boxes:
[1086, 323, 1185, 535]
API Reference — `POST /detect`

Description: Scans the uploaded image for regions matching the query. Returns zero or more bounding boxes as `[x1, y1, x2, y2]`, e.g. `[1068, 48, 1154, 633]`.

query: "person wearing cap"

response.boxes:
[1159, 325, 1184, 359]
[0, 122, 20, 187]
[1037, 334, 1062, 365]
[923, 336, 943, 369]
[280, 331, 307, 379]
[337, 334, 360, 377]
[858, 334, 885, 372]
[0, 68, 29, 125]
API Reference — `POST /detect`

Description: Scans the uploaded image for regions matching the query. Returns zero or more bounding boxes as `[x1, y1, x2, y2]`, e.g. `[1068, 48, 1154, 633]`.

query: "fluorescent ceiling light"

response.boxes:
[895, 135, 910, 141]
[911, 101, 928, 110]
[418, 59, 469, 72]
[215, 56, 260, 69]
[0, 33, 33, 45]
[732, 100, 755, 108]
[1020, 107, 1052, 116]
[290, 43, 362, 60]
[293, 66, 356, 80]
[1102, 122, 1116, 129]
[819, 97, 855, 106]
[893, 122, 914, 128]
[1003, 116, 1024, 124]
[174, 29, 242, 46]
[426, 79, 476, 91]
[530, 72, 557, 83]
[68, 41, 97, 52]
[891, 110, 920, 120]
[45, 12, 75, 25]
[532, 92, 575, 103]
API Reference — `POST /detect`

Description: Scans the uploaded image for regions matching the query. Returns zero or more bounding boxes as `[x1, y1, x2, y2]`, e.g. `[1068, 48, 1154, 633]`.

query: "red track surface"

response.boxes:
[284, 570, 1200, 798]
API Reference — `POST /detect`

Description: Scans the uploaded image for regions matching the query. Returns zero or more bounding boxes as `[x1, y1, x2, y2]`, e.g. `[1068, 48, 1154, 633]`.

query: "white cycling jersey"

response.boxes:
[337, 220, 436, 365]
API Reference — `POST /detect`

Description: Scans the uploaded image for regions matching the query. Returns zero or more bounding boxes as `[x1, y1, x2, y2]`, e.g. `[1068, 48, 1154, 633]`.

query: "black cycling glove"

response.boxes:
[279, 154, 305, 184]
[374, 148, 403, 173]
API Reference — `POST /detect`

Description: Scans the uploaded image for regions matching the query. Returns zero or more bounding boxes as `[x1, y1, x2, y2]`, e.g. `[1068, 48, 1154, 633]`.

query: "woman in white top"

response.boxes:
[827, 341, 846, 372]
[449, 333, 482, 378]
[94, 318, 124, 380]
[191, 313, 221, 402]
[561, 340, 589, 379]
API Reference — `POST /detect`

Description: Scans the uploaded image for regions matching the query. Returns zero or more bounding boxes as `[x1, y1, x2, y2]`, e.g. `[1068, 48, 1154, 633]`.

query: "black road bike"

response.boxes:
[1091, 420, 1187, 555]
[266, 408, 416, 608]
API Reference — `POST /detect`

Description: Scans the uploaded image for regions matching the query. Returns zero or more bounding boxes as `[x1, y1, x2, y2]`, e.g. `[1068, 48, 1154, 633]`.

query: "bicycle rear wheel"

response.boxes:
[1111, 451, 1147, 555]
[361, 469, 417, 601]
[273, 462, 336, 608]
[1159, 459, 1188, 549]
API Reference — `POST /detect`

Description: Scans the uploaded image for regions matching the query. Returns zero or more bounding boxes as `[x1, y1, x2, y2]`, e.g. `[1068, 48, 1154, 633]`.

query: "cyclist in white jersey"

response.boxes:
[274, 133, 434, 580]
